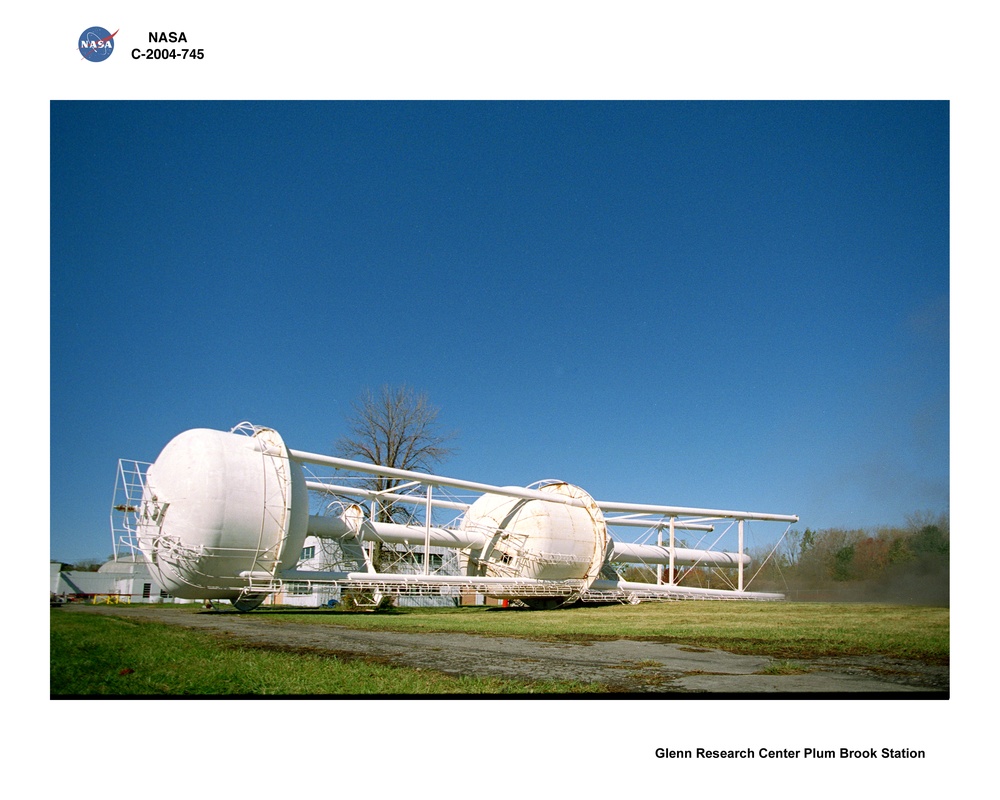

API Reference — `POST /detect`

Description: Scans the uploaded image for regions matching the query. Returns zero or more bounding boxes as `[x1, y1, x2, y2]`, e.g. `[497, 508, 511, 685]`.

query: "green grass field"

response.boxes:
[250, 601, 950, 661]
[49, 610, 603, 696]
[51, 601, 947, 696]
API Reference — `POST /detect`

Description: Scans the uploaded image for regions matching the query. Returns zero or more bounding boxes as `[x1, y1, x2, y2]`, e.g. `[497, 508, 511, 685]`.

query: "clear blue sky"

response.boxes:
[50, 100, 949, 563]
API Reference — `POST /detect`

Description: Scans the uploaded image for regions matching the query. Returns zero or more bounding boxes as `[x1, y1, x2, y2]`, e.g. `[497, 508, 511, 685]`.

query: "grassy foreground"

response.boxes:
[49, 610, 602, 696]
[51, 601, 947, 696]
[251, 601, 949, 662]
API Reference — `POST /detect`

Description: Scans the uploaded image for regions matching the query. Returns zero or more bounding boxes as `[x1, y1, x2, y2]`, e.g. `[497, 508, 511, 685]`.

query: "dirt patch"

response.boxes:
[70, 605, 948, 695]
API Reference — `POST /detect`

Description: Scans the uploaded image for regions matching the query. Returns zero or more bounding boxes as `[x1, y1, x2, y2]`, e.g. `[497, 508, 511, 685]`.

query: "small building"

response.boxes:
[51, 537, 481, 608]
[50, 556, 186, 604]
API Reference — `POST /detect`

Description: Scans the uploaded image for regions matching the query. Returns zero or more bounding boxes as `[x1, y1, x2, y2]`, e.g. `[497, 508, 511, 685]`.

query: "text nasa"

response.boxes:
[655, 747, 925, 759]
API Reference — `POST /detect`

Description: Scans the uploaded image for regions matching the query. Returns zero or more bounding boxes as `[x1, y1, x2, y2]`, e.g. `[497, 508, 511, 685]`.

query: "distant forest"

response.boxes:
[678, 512, 950, 605]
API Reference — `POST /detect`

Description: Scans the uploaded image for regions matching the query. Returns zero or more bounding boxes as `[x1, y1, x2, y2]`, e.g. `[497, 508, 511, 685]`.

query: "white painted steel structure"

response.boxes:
[111, 424, 798, 610]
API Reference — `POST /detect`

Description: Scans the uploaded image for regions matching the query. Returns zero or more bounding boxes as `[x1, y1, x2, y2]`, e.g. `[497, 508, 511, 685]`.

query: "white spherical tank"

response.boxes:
[135, 427, 309, 600]
[460, 482, 609, 591]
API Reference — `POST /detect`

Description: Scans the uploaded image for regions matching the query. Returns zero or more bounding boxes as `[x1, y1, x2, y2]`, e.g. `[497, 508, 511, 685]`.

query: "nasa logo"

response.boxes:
[79, 26, 118, 62]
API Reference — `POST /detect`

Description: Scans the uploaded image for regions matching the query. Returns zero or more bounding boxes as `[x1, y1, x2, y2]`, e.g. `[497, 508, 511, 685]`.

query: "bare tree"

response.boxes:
[334, 384, 457, 524]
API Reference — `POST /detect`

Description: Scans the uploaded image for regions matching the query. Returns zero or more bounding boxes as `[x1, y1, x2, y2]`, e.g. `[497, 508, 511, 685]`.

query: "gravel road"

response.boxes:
[69, 605, 948, 696]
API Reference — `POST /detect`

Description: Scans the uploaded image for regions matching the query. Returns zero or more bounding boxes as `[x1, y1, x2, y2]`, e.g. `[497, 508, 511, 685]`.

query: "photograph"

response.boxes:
[15, 2, 990, 795]
[49, 100, 948, 700]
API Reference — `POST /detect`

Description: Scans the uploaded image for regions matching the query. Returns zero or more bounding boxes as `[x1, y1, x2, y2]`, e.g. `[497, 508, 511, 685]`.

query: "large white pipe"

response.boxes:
[589, 579, 784, 601]
[307, 482, 718, 530]
[604, 516, 714, 532]
[290, 450, 590, 508]
[307, 513, 748, 568]
[597, 499, 798, 523]
[306, 481, 471, 512]
[289, 447, 798, 523]
[306, 514, 487, 550]
[610, 541, 750, 567]
[342, 572, 580, 586]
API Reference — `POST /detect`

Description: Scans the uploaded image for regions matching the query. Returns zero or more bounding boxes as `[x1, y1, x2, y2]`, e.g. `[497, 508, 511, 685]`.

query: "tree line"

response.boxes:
[744, 512, 949, 604]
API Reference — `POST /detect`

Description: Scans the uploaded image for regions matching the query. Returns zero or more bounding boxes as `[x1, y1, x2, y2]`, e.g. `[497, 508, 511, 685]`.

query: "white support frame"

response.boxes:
[112, 429, 799, 606]
[282, 444, 798, 602]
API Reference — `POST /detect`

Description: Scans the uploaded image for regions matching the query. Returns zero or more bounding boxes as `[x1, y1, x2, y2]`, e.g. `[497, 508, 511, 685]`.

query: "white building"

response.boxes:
[50, 555, 186, 604]
[51, 536, 478, 608]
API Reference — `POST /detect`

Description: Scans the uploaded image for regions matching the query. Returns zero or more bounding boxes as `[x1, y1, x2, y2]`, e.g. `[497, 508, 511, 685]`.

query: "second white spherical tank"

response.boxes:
[460, 482, 608, 585]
